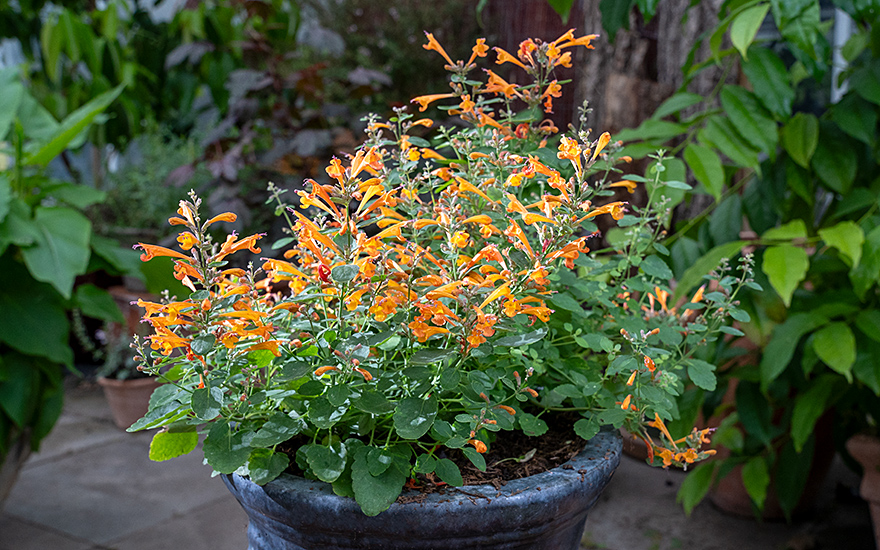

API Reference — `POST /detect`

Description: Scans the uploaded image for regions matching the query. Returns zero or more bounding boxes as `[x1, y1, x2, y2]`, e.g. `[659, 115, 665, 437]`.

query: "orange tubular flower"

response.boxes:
[137, 243, 192, 263]
[466, 38, 489, 65]
[591, 132, 612, 162]
[216, 233, 263, 261]
[608, 180, 637, 193]
[558, 33, 599, 50]
[246, 340, 282, 356]
[411, 93, 455, 112]
[408, 320, 450, 342]
[177, 232, 199, 250]
[492, 46, 529, 70]
[314, 366, 338, 376]
[423, 31, 455, 65]
[354, 367, 373, 382]
[467, 439, 488, 453]
[496, 405, 517, 416]
[483, 69, 519, 98]
[204, 212, 237, 227]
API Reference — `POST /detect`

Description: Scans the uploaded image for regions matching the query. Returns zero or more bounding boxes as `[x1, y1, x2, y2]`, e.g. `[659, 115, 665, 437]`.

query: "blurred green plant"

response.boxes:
[0, 68, 136, 466]
[605, 0, 880, 519]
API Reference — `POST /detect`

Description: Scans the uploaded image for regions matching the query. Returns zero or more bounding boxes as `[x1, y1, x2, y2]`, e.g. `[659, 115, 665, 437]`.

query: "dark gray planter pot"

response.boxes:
[223, 430, 622, 550]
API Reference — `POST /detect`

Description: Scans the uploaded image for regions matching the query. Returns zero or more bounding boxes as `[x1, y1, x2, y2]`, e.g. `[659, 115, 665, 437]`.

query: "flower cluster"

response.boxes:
[130, 31, 740, 516]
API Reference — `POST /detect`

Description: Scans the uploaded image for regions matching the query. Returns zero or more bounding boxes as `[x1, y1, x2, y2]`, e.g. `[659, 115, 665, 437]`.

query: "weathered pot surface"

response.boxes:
[223, 429, 622, 550]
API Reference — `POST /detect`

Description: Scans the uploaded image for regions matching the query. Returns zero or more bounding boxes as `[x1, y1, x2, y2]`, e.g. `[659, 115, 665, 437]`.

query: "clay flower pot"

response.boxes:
[97, 376, 161, 430]
[223, 430, 622, 550]
[846, 433, 880, 545]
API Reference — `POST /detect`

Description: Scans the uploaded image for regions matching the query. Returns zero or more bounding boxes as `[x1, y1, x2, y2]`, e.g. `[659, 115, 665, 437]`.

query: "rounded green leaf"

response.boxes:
[21, 206, 92, 299]
[149, 429, 198, 462]
[720, 86, 778, 154]
[393, 396, 438, 439]
[782, 113, 818, 168]
[819, 221, 865, 268]
[742, 456, 770, 510]
[742, 47, 793, 117]
[812, 323, 856, 381]
[761, 245, 809, 307]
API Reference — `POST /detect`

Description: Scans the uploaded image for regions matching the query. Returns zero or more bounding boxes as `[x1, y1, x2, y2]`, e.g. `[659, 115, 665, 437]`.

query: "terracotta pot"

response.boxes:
[223, 430, 622, 550]
[97, 376, 161, 430]
[846, 433, 880, 545]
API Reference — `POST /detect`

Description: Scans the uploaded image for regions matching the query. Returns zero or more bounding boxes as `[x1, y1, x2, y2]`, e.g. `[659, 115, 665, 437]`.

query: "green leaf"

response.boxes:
[462, 446, 487, 471]
[330, 264, 359, 283]
[203, 423, 252, 474]
[149, 428, 198, 461]
[720, 86, 778, 154]
[762, 219, 807, 241]
[776, 438, 813, 520]
[494, 328, 548, 347]
[615, 119, 686, 143]
[684, 143, 725, 201]
[410, 348, 457, 365]
[811, 123, 857, 193]
[699, 116, 760, 169]
[640, 255, 673, 280]
[760, 312, 829, 387]
[832, 94, 877, 145]
[687, 360, 717, 391]
[851, 59, 880, 105]
[708, 194, 743, 246]
[0, 254, 72, 366]
[742, 47, 794, 117]
[352, 390, 395, 414]
[74, 284, 123, 323]
[191, 334, 216, 356]
[20, 206, 92, 299]
[812, 323, 856, 381]
[248, 448, 289, 485]
[672, 241, 746, 302]
[351, 446, 407, 516]
[191, 386, 223, 420]
[251, 411, 306, 447]
[677, 461, 717, 515]
[790, 376, 835, 452]
[0, 76, 24, 141]
[761, 245, 809, 307]
[741, 456, 770, 510]
[652, 92, 704, 119]
[599, 0, 635, 43]
[736, 382, 772, 446]
[44, 183, 106, 209]
[308, 397, 347, 430]
[730, 4, 770, 59]
[782, 112, 818, 169]
[434, 457, 464, 486]
[855, 310, 880, 344]
[25, 83, 125, 167]
[518, 413, 548, 436]
[819, 221, 864, 268]
[545, 0, 576, 22]
[0, 352, 46, 427]
[574, 417, 601, 441]
[393, 396, 438, 439]
[304, 441, 348, 483]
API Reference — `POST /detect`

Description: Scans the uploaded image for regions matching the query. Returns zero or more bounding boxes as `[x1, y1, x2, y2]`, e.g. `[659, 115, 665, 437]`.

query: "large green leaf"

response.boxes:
[730, 3, 770, 60]
[74, 284, 124, 323]
[677, 461, 717, 515]
[351, 445, 407, 516]
[759, 312, 828, 388]
[248, 448, 289, 485]
[819, 221, 864, 268]
[0, 253, 72, 365]
[782, 113, 818, 168]
[812, 323, 856, 381]
[393, 396, 438, 439]
[850, 59, 880, 105]
[684, 143, 724, 201]
[25, 83, 125, 167]
[811, 123, 857, 193]
[742, 46, 794, 117]
[672, 241, 746, 302]
[203, 422, 252, 474]
[771, 0, 820, 55]
[832, 94, 877, 145]
[0, 70, 25, 141]
[741, 456, 770, 510]
[652, 92, 704, 120]
[790, 376, 836, 452]
[0, 352, 42, 427]
[616, 119, 686, 143]
[721, 86, 778, 154]
[699, 116, 760, 169]
[761, 245, 809, 307]
[149, 428, 199, 461]
[20, 206, 92, 299]
[599, 0, 635, 43]
[545, 0, 576, 22]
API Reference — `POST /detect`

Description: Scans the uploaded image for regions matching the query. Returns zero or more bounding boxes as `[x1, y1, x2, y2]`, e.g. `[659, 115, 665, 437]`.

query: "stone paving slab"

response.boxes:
[0, 514, 100, 550]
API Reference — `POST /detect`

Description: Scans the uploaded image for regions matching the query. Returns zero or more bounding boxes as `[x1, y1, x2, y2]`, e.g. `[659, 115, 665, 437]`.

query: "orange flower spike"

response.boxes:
[620, 394, 632, 410]
[137, 243, 192, 263]
[176, 201, 197, 227]
[325, 157, 346, 183]
[644, 355, 656, 373]
[493, 46, 529, 70]
[626, 370, 637, 386]
[691, 285, 706, 304]
[496, 405, 517, 416]
[505, 193, 529, 215]
[411, 118, 434, 128]
[455, 177, 495, 203]
[525, 387, 539, 398]
[522, 212, 556, 225]
[558, 33, 600, 50]
[422, 31, 455, 66]
[650, 413, 678, 448]
[246, 340, 282, 357]
[483, 69, 519, 98]
[591, 132, 612, 163]
[451, 231, 470, 249]
[462, 214, 493, 225]
[504, 221, 535, 259]
[466, 37, 489, 65]
[467, 439, 488, 454]
[293, 212, 341, 255]
[478, 283, 511, 310]
[314, 366, 338, 376]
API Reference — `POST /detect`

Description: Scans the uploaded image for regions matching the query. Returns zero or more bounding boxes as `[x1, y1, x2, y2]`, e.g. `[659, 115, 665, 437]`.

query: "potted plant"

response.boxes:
[604, 0, 880, 520]
[127, 31, 743, 547]
[0, 69, 131, 508]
